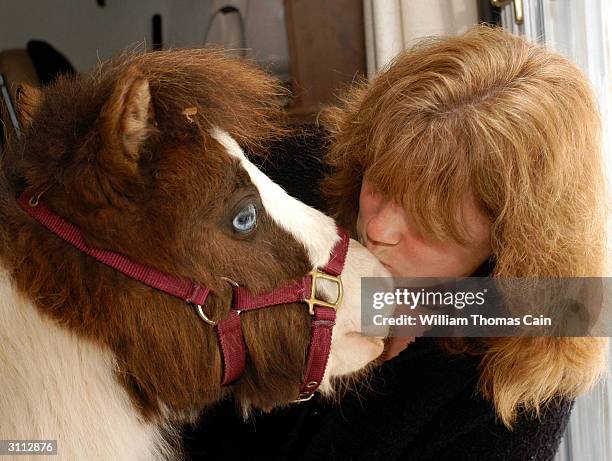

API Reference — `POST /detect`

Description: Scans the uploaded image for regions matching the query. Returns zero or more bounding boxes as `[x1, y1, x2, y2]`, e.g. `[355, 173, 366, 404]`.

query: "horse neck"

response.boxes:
[0, 201, 226, 424]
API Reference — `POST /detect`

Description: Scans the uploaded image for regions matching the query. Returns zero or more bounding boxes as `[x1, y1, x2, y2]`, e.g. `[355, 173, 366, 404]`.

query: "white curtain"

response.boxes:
[499, 0, 612, 182]
[363, 0, 479, 78]
[499, 1, 612, 460]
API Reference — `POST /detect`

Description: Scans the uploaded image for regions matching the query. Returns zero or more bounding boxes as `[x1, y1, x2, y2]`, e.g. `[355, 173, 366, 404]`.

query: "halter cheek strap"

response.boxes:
[214, 229, 349, 401]
[17, 190, 350, 402]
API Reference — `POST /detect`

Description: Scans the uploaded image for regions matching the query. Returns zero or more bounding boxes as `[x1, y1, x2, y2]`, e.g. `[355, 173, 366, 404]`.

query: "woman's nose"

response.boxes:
[365, 201, 405, 246]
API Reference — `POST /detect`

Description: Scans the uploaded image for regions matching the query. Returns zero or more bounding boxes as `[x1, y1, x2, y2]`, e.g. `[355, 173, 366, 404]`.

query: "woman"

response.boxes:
[183, 26, 608, 460]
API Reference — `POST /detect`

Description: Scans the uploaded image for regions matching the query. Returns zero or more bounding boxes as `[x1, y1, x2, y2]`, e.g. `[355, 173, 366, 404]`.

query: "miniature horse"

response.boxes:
[0, 50, 388, 460]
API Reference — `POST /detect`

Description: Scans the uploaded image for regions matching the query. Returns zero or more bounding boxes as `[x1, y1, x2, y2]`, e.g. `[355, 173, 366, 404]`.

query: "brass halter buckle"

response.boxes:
[305, 269, 344, 315]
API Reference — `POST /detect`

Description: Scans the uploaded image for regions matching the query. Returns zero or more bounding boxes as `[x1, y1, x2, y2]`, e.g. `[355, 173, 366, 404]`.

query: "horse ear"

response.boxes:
[100, 66, 153, 169]
[16, 84, 42, 128]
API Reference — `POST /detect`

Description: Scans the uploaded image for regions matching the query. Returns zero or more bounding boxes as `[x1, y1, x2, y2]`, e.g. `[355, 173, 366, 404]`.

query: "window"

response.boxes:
[498, 2, 612, 459]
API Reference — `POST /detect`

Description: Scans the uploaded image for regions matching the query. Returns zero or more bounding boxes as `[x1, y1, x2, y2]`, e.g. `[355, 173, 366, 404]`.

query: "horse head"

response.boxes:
[1, 49, 389, 458]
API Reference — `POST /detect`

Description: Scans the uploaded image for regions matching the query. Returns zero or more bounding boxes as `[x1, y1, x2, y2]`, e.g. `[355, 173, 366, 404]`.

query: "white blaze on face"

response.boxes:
[210, 127, 339, 269]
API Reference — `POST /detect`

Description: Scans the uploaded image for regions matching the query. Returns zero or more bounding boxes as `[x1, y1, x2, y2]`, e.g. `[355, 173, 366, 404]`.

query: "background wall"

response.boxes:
[0, 0, 288, 76]
[1, 1, 213, 71]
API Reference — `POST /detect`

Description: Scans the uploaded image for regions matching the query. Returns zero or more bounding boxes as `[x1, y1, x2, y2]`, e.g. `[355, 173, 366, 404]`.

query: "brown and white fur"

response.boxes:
[0, 50, 389, 460]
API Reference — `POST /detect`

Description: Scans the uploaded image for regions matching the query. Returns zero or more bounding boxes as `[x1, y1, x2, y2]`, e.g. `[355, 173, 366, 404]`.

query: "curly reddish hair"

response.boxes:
[322, 25, 609, 427]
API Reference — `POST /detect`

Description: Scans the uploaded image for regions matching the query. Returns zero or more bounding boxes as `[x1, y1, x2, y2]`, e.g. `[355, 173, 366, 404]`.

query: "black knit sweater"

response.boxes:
[181, 128, 572, 461]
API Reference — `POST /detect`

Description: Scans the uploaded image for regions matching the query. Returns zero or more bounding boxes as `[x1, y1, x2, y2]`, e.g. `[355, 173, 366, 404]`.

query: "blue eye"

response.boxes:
[232, 203, 257, 233]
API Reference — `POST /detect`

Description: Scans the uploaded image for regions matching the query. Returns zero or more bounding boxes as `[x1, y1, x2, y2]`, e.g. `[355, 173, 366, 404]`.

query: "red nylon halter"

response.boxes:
[16, 190, 349, 402]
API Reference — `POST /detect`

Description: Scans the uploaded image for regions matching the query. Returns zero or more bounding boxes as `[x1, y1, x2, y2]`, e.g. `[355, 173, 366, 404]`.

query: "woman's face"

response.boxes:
[356, 180, 492, 277]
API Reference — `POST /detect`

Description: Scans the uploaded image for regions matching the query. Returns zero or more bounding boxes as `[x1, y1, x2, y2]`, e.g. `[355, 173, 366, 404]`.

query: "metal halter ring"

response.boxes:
[195, 276, 240, 325]
[195, 304, 217, 325]
[305, 269, 344, 315]
[28, 192, 43, 208]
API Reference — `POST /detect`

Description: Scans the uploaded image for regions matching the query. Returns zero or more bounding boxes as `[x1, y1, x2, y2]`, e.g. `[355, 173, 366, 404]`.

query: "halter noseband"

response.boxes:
[17, 191, 349, 402]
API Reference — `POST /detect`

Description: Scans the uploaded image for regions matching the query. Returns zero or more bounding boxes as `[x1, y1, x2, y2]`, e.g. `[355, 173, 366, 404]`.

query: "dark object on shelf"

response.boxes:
[153, 14, 163, 51]
[26, 40, 76, 85]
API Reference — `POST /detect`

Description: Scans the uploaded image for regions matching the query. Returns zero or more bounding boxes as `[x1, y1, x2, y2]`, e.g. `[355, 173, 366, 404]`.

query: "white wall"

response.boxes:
[0, 1, 289, 77]
[0, 0, 215, 72]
